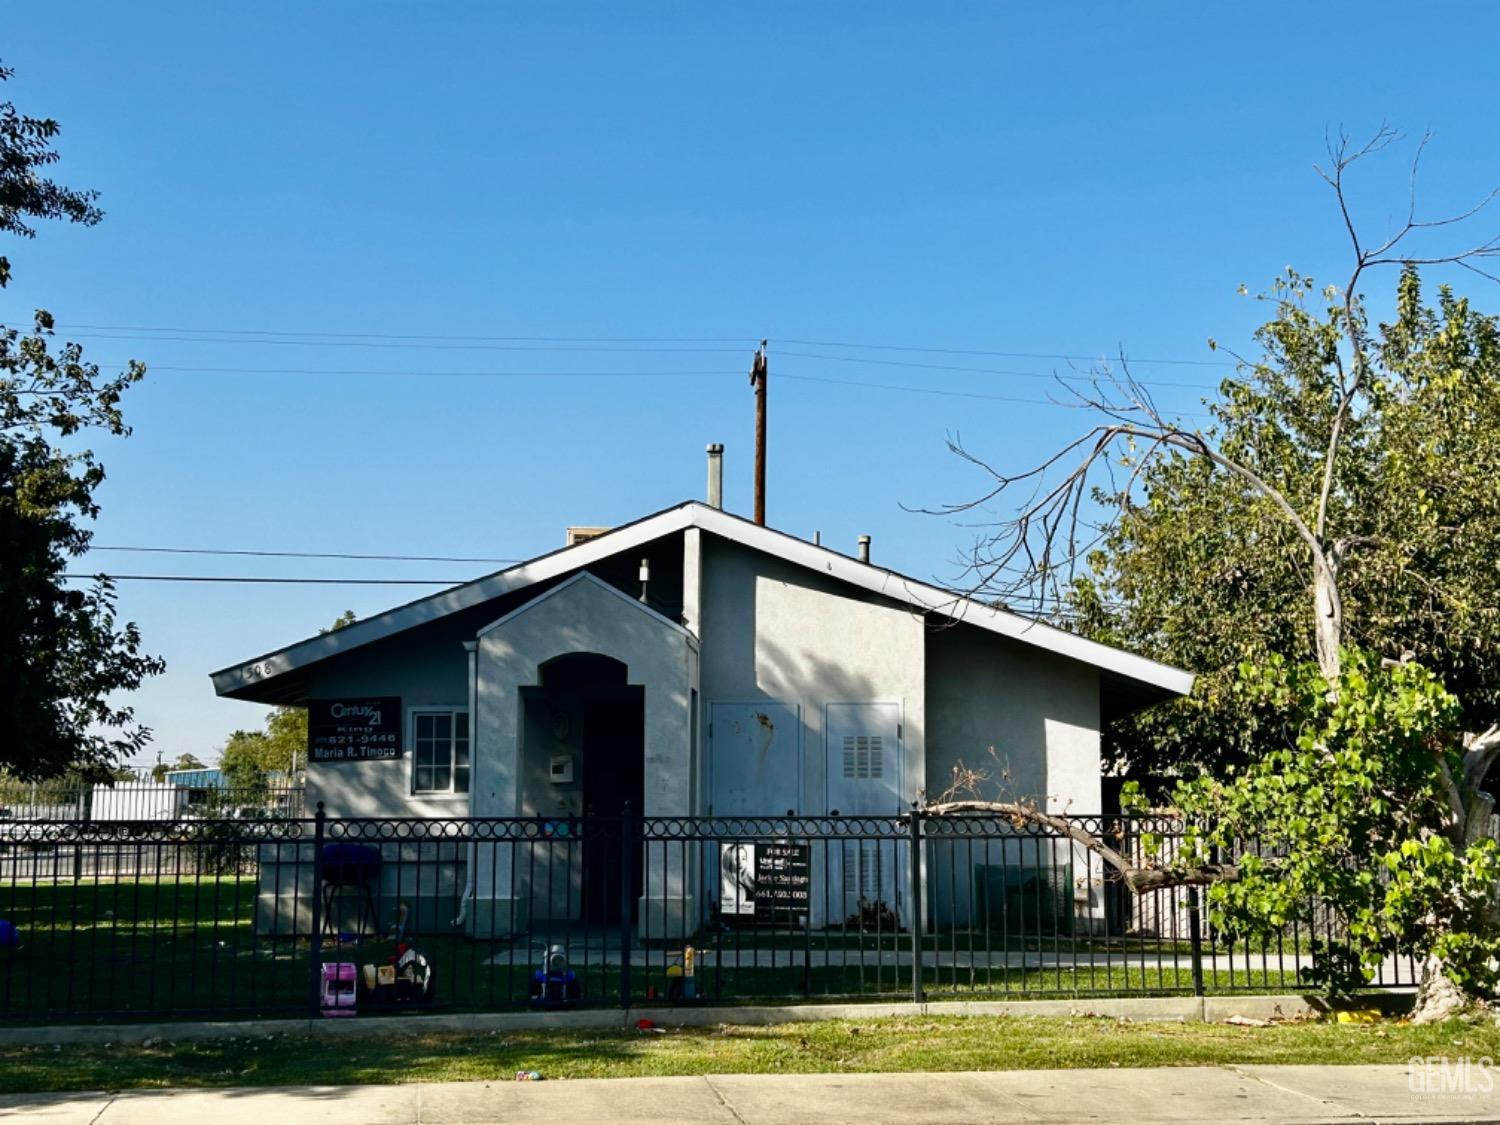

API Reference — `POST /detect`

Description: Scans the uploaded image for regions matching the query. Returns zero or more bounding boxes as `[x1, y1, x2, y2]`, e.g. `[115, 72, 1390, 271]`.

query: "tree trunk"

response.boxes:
[1312, 558, 1343, 683]
[1410, 950, 1476, 1024]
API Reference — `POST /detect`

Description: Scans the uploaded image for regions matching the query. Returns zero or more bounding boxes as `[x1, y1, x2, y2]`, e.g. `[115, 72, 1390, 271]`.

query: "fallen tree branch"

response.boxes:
[920, 799, 1242, 894]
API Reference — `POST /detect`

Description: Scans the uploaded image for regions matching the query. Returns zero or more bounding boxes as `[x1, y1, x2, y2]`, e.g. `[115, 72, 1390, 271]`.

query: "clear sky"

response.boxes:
[5, 3, 1499, 766]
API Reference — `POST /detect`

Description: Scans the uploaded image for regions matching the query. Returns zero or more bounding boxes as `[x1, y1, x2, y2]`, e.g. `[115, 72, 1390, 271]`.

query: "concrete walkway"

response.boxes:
[3, 1066, 1496, 1124]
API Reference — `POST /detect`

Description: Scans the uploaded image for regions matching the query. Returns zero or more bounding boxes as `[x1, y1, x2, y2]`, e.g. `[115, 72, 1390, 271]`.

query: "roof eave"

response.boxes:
[210, 499, 1193, 703]
[209, 502, 698, 699]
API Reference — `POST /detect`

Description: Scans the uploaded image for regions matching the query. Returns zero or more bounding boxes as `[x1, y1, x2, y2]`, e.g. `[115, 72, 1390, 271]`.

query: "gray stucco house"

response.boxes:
[212, 495, 1190, 937]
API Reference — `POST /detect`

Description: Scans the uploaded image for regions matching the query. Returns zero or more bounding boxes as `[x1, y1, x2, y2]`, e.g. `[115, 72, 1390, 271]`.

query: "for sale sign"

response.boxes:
[718, 841, 812, 919]
[753, 841, 811, 917]
[308, 698, 403, 762]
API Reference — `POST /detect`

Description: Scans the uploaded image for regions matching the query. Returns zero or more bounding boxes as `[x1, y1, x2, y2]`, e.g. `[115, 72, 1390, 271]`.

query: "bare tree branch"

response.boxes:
[927, 128, 1500, 903]
[922, 799, 1241, 893]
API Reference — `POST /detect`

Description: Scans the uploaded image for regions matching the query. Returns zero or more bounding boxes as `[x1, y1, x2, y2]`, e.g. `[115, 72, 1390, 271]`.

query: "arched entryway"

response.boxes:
[522, 652, 644, 923]
[471, 571, 700, 938]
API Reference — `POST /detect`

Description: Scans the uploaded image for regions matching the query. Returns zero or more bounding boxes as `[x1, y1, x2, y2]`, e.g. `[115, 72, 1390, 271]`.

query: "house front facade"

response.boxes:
[213, 496, 1191, 938]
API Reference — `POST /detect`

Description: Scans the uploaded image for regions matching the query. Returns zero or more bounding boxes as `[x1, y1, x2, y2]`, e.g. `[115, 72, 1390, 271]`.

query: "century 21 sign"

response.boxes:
[307, 697, 403, 762]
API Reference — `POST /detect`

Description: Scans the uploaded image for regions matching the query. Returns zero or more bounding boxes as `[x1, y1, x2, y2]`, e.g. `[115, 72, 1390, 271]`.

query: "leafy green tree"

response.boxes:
[221, 711, 306, 793]
[150, 753, 208, 782]
[934, 130, 1500, 1020]
[0, 61, 160, 781]
[1061, 263, 1500, 780]
[1170, 655, 1500, 1002]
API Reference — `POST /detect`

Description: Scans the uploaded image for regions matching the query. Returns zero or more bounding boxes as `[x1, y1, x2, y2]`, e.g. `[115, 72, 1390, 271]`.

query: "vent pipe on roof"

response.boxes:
[706, 443, 724, 509]
[857, 535, 871, 564]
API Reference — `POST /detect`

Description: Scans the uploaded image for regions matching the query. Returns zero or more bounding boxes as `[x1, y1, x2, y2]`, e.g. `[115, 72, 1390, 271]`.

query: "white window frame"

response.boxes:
[408, 705, 470, 797]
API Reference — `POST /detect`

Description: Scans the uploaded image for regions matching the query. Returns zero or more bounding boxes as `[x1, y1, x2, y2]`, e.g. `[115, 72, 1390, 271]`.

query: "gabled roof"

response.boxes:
[474, 570, 697, 644]
[210, 501, 1194, 703]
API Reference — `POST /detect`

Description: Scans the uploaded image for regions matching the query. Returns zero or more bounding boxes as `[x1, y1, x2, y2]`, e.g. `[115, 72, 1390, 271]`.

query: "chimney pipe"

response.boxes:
[706, 443, 724, 509]
[857, 535, 871, 564]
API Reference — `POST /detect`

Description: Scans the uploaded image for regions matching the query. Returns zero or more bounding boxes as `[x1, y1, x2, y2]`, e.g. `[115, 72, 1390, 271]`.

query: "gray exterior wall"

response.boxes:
[301, 616, 473, 819]
[697, 536, 926, 814]
[924, 622, 1101, 809]
[250, 530, 1118, 936]
[924, 622, 1105, 932]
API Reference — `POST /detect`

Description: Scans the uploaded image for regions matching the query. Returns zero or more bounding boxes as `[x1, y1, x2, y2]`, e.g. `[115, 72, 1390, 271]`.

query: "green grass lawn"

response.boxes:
[0, 877, 1326, 1021]
[1, 1014, 1495, 1094]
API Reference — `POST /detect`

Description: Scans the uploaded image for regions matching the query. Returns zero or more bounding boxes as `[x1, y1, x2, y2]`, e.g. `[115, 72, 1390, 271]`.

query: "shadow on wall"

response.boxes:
[757, 634, 902, 807]
[925, 621, 1072, 807]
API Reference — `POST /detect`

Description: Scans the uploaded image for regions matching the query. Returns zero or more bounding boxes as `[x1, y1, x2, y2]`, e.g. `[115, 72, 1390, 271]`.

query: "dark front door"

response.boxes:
[581, 694, 645, 923]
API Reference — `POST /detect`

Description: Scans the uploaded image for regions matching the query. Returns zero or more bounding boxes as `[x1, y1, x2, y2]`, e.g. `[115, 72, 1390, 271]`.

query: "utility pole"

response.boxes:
[750, 340, 768, 526]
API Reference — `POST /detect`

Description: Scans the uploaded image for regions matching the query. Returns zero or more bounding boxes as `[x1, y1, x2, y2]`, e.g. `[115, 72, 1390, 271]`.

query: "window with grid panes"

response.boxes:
[412, 710, 469, 794]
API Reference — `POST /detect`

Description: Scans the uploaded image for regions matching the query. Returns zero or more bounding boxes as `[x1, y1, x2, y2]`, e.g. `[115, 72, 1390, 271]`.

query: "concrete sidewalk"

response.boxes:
[3, 1066, 1497, 1124]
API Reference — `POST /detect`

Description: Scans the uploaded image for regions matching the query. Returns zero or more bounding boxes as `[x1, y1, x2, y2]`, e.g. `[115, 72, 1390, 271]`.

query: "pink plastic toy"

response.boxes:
[320, 962, 358, 1017]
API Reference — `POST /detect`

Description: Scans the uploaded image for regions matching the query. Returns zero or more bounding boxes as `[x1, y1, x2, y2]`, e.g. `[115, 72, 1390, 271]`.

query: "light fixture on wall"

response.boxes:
[639, 557, 650, 603]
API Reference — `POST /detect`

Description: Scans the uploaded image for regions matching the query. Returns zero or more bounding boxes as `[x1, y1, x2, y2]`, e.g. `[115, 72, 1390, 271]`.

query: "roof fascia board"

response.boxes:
[212, 498, 1191, 701]
[686, 505, 1194, 696]
[209, 504, 696, 696]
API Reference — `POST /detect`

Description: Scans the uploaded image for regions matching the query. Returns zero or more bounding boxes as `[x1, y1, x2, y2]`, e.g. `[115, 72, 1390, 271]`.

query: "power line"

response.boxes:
[64, 573, 460, 585]
[777, 337, 1233, 368]
[55, 323, 761, 345]
[62, 332, 750, 355]
[776, 349, 1221, 390]
[88, 545, 523, 564]
[781, 370, 1212, 416]
[95, 362, 1216, 417]
[60, 571, 1140, 609]
[28, 320, 1232, 369]
[103, 364, 746, 379]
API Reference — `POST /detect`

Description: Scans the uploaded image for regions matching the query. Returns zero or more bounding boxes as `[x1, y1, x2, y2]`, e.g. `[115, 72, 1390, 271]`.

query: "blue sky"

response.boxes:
[6, 3, 1500, 765]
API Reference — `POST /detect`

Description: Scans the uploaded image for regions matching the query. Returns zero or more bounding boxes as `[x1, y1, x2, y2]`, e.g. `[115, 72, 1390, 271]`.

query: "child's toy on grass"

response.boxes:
[320, 962, 357, 1017]
[666, 945, 698, 1002]
[390, 943, 434, 1004]
[529, 944, 580, 1007]
[358, 943, 434, 1007]
[0, 920, 19, 949]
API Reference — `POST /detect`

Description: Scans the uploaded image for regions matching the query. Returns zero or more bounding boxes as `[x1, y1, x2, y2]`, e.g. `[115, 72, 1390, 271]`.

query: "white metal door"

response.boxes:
[825, 702, 902, 815]
[824, 702, 903, 925]
[707, 702, 802, 816]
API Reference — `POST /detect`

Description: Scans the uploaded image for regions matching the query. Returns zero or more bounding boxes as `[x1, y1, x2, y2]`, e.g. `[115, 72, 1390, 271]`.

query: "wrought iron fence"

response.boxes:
[0, 808, 1419, 1024]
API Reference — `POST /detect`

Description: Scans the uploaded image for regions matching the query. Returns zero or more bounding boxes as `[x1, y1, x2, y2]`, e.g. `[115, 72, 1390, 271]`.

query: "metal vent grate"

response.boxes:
[841, 734, 884, 779]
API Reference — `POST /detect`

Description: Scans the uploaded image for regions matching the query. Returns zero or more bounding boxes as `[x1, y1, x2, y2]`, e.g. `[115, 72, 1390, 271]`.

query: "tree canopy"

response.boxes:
[933, 130, 1500, 1019]
[0, 61, 159, 782]
[1071, 266, 1500, 777]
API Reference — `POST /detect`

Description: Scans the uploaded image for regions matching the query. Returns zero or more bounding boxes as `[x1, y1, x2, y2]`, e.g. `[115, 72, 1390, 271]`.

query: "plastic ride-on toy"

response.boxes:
[529, 944, 580, 1008]
[320, 962, 358, 1017]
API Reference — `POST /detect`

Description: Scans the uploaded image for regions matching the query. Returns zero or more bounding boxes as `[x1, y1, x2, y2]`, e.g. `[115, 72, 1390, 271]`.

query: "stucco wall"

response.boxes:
[924, 622, 1100, 808]
[924, 622, 1104, 931]
[299, 616, 474, 819]
[697, 536, 927, 814]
